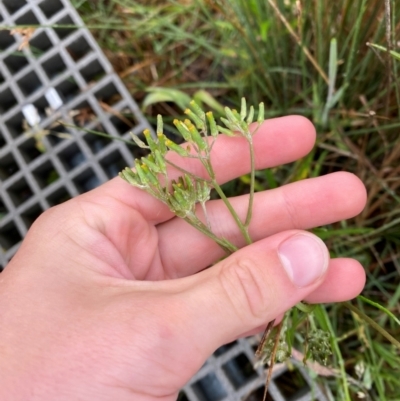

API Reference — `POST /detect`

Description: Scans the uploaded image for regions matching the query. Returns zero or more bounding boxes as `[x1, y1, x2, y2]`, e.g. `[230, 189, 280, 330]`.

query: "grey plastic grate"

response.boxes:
[0, 0, 150, 270]
[0, 2, 330, 400]
[181, 336, 330, 401]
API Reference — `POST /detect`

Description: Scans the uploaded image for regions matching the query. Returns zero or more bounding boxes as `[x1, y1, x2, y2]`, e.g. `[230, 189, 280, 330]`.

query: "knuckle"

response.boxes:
[281, 189, 301, 229]
[218, 255, 276, 322]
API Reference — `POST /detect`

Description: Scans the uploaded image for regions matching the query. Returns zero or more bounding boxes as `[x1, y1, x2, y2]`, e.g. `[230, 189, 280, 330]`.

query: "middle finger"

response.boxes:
[157, 171, 366, 278]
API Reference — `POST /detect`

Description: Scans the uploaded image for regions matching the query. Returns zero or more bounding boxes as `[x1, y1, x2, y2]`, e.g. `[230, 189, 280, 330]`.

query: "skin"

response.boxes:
[0, 116, 367, 401]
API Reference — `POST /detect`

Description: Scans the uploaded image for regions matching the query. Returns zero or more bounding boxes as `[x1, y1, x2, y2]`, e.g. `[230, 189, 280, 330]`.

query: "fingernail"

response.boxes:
[278, 233, 329, 287]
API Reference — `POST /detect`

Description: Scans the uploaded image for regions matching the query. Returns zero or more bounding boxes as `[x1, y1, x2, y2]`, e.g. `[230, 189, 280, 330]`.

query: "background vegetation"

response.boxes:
[71, 1, 400, 399]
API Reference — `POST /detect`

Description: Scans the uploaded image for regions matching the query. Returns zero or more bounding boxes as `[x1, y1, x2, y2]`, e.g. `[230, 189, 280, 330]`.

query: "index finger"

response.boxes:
[83, 115, 316, 225]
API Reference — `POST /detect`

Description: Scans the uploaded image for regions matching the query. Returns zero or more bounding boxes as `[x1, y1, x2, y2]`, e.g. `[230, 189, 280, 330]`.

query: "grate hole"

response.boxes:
[32, 96, 49, 121]
[0, 70, 4, 85]
[100, 150, 129, 179]
[72, 101, 97, 127]
[18, 137, 43, 162]
[42, 53, 67, 79]
[56, 77, 80, 101]
[3, 52, 29, 74]
[39, 0, 63, 18]
[46, 124, 73, 147]
[177, 392, 189, 401]
[192, 373, 227, 401]
[94, 82, 122, 106]
[46, 123, 72, 146]
[110, 114, 135, 135]
[274, 368, 310, 399]
[222, 353, 257, 389]
[214, 341, 237, 357]
[14, 10, 39, 25]
[0, 30, 16, 50]
[0, 152, 20, 180]
[30, 31, 53, 55]
[3, 0, 27, 14]
[46, 186, 71, 206]
[73, 168, 101, 194]
[80, 59, 106, 84]
[0, 130, 7, 149]
[0, 221, 22, 251]
[7, 177, 34, 206]
[0, 197, 9, 218]
[0, 88, 18, 115]
[58, 143, 86, 171]
[244, 386, 274, 401]
[83, 127, 112, 154]
[5, 111, 24, 138]
[66, 35, 92, 61]
[54, 15, 77, 40]
[17, 70, 42, 96]
[21, 203, 43, 229]
[32, 160, 59, 189]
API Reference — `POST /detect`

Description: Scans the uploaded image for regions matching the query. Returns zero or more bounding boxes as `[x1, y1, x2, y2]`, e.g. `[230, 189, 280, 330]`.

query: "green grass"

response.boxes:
[68, 0, 400, 398]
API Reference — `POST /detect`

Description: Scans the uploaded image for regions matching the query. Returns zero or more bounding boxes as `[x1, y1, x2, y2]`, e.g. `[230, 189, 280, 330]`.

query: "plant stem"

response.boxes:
[245, 137, 255, 227]
[212, 180, 252, 245]
[60, 123, 137, 146]
[184, 215, 237, 254]
[200, 153, 252, 246]
[267, 0, 329, 84]
[343, 301, 400, 349]
[321, 306, 351, 401]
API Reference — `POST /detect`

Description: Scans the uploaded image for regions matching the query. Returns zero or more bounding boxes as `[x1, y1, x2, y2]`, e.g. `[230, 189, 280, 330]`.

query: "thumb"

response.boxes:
[181, 230, 329, 354]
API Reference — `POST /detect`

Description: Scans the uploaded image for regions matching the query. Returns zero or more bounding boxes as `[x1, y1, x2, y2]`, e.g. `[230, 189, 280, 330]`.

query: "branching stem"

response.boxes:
[212, 179, 252, 245]
[184, 215, 237, 254]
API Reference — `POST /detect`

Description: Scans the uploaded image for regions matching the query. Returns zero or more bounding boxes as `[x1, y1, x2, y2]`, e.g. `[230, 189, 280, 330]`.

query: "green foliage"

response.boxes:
[120, 98, 263, 252]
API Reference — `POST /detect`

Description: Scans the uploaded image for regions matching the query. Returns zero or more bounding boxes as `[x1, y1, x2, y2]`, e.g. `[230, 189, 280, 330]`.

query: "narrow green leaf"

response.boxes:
[358, 295, 400, 325]
[368, 42, 400, 61]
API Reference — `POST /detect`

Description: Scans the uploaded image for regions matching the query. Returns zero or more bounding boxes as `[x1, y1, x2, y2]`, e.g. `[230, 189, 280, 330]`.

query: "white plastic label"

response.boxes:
[45, 87, 63, 110]
[22, 104, 41, 126]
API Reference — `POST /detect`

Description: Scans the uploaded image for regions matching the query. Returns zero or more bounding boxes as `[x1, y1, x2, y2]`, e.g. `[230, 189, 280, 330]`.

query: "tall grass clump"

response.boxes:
[71, 1, 400, 399]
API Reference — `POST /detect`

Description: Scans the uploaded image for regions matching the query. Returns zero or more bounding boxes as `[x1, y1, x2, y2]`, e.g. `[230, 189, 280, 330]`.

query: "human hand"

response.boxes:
[0, 116, 366, 401]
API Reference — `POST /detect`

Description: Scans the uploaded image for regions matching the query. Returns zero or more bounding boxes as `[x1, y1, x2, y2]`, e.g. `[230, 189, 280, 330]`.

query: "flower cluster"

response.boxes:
[119, 98, 264, 229]
[306, 329, 332, 366]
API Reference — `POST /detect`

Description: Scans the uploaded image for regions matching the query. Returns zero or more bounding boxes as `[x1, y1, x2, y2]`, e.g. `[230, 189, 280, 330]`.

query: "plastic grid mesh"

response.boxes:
[181, 336, 330, 401]
[0, 2, 330, 400]
[0, 0, 149, 269]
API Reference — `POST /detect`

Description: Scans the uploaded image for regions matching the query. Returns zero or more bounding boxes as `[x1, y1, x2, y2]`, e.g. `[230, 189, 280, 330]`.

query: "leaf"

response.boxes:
[193, 90, 225, 115]
[368, 42, 400, 61]
[142, 88, 191, 111]
[358, 295, 400, 326]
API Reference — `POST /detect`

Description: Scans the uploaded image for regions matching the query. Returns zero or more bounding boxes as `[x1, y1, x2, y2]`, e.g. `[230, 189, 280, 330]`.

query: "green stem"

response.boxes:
[245, 137, 255, 227]
[343, 301, 400, 349]
[319, 305, 351, 401]
[200, 153, 252, 246]
[212, 180, 252, 245]
[60, 123, 136, 146]
[184, 216, 237, 254]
